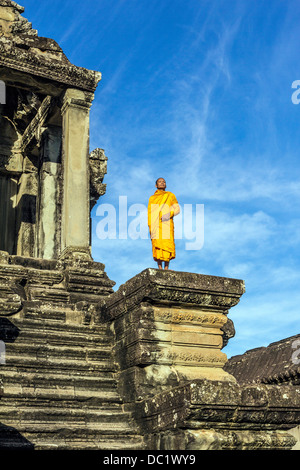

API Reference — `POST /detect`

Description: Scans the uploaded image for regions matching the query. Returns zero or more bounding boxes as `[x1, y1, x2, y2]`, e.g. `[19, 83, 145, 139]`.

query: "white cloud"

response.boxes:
[202, 209, 276, 260]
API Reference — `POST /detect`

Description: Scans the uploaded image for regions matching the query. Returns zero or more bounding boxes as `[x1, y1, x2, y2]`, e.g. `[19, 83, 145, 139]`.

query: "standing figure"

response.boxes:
[148, 178, 180, 270]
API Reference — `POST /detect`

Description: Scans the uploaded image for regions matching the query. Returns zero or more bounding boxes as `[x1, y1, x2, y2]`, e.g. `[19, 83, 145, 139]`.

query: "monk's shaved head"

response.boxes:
[156, 177, 166, 185]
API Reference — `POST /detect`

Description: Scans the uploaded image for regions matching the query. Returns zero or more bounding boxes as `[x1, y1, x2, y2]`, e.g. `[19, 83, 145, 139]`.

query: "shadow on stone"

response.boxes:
[0, 424, 35, 450]
[0, 318, 20, 343]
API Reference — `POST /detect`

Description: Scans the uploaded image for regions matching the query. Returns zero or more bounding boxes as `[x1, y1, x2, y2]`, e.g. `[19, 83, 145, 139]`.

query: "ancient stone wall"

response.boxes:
[0, 0, 106, 261]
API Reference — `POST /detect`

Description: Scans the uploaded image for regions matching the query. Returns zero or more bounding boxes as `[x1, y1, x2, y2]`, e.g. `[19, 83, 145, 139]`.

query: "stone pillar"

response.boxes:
[60, 89, 94, 259]
[37, 126, 62, 260]
[100, 269, 245, 401]
[15, 157, 38, 258]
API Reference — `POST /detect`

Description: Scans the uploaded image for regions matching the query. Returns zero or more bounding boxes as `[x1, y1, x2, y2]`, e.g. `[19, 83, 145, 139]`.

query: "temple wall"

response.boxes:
[0, 0, 102, 261]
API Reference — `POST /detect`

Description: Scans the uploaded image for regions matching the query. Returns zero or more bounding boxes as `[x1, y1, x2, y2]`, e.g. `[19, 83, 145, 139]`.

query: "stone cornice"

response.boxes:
[0, 40, 102, 92]
[0, 1, 101, 92]
[100, 269, 245, 319]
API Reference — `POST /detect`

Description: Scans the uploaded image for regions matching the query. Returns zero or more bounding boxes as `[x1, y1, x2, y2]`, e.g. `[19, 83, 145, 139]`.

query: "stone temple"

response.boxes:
[0, 0, 299, 450]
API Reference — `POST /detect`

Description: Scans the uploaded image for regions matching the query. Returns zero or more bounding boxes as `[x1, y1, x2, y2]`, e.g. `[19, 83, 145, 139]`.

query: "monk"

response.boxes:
[148, 178, 180, 270]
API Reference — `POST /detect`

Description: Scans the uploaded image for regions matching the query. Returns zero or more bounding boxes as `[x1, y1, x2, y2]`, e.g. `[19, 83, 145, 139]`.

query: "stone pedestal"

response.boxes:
[100, 269, 245, 401]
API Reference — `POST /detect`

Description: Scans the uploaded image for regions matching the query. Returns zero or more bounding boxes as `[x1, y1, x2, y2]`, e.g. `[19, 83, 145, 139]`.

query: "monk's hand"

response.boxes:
[161, 213, 170, 222]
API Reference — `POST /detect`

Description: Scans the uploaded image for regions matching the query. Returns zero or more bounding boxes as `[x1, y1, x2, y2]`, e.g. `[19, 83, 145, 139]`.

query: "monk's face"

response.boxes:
[156, 178, 166, 190]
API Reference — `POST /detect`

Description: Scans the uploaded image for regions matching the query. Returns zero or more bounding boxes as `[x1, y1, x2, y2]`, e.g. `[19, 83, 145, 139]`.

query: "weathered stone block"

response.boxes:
[135, 379, 300, 450]
[100, 268, 245, 400]
[0, 254, 115, 319]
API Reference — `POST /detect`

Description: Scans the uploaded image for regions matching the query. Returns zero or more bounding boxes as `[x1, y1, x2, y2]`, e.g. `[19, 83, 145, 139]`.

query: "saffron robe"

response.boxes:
[148, 189, 180, 262]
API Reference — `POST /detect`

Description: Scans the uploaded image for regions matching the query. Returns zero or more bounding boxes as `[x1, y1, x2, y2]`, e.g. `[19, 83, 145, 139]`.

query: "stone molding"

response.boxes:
[59, 246, 93, 263]
[60, 89, 95, 115]
[0, 41, 101, 95]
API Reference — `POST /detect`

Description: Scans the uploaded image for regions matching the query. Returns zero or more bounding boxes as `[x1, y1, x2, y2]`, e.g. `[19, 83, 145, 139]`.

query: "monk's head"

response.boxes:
[156, 178, 166, 190]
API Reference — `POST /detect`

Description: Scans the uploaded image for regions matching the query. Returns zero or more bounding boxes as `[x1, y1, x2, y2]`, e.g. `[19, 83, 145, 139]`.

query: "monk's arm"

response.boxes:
[170, 196, 180, 219]
[161, 202, 180, 221]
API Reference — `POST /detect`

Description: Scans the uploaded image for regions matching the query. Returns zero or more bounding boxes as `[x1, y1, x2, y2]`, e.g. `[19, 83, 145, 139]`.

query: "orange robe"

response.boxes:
[148, 190, 180, 262]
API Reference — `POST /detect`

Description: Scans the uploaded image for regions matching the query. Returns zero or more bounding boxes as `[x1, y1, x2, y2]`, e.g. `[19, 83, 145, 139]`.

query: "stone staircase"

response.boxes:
[0, 306, 144, 450]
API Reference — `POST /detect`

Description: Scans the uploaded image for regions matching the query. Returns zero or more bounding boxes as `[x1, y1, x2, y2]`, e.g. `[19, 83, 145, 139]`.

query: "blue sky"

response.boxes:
[22, 0, 300, 358]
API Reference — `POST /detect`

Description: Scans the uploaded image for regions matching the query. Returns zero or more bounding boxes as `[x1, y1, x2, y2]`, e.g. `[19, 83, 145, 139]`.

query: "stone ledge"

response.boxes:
[135, 378, 300, 450]
[145, 428, 296, 451]
[100, 268, 245, 319]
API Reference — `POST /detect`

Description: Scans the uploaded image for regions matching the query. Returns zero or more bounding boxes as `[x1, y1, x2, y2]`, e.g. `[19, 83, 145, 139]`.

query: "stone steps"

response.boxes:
[5, 342, 113, 364]
[2, 319, 116, 375]
[0, 307, 144, 450]
[10, 325, 112, 346]
[0, 405, 143, 450]
[1, 369, 118, 393]
[0, 424, 144, 450]
[1, 421, 136, 434]
[2, 355, 115, 374]
[0, 405, 130, 423]
[0, 439, 143, 451]
[29, 436, 143, 451]
[1, 375, 123, 405]
[21, 435, 144, 451]
[0, 395, 123, 410]
[4, 316, 112, 343]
